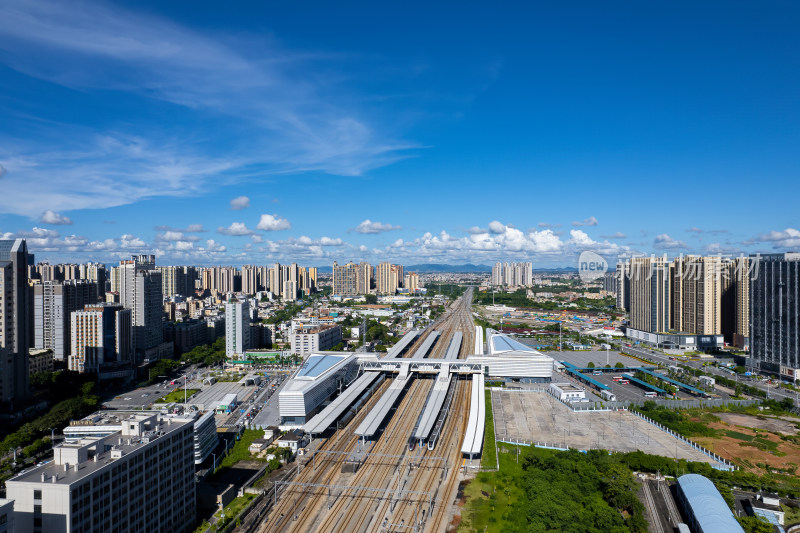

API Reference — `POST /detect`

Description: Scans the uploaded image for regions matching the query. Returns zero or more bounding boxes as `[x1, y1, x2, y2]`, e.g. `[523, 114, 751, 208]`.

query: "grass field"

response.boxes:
[459, 446, 524, 532]
[156, 389, 199, 403]
[482, 389, 497, 470]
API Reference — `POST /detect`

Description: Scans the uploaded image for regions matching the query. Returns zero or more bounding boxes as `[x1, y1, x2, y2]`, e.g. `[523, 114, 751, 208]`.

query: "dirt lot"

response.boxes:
[692, 413, 800, 474]
[716, 413, 799, 435]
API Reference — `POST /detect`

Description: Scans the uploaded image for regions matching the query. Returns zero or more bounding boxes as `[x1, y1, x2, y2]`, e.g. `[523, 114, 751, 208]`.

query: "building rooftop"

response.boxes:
[296, 354, 349, 380]
[9, 414, 193, 487]
[677, 474, 744, 533]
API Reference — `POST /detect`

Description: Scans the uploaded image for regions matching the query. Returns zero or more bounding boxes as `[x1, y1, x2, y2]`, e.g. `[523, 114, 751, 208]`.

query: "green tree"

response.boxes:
[614, 362, 625, 369]
[587, 361, 595, 368]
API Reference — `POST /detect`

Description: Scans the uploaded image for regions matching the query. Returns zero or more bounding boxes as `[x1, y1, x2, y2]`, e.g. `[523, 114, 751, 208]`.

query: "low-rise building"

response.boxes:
[290, 325, 342, 356]
[549, 383, 586, 402]
[0, 499, 13, 533]
[276, 429, 305, 454]
[28, 349, 54, 375]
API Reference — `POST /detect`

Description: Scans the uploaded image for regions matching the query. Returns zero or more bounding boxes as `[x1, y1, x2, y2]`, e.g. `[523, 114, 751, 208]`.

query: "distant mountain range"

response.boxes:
[314, 263, 492, 273]
[314, 264, 580, 273]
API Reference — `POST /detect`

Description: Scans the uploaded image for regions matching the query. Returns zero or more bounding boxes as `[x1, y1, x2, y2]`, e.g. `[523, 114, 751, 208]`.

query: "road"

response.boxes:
[621, 345, 798, 404]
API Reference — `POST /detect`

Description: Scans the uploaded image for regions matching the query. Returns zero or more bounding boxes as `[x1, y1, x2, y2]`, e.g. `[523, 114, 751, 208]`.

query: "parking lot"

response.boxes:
[541, 348, 645, 369]
[491, 389, 715, 463]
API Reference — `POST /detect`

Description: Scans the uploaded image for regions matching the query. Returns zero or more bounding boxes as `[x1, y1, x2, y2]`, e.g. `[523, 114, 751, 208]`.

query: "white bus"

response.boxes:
[601, 390, 617, 401]
[644, 391, 658, 398]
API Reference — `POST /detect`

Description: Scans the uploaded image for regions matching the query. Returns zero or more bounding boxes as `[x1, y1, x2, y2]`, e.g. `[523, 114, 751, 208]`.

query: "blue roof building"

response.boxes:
[675, 474, 744, 533]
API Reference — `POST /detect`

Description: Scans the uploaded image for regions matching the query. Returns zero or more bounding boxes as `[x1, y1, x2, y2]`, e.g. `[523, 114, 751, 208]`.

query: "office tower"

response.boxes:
[33, 280, 98, 361]
[357, 262, 372, 294]
[241, 265, 259, 294]
[332, 261, 359, 296]
[671, 256, 723, 335]
[750, 253, 800, 372]
[69, 303, 132, 378]
[492, 262, 503, 286]
[721, 257, 750, 348]
[0, 239, 30, 406]
[6, 413, 196, 533]
[308, 267, 318, 292]
[225, 300, 251, 357]
[616, 261, 631, 311]
[282, 279, 298, 301]
[405, 272, 419, 292]
[118, 256, 163, 357]
[628, 256, 671, 333]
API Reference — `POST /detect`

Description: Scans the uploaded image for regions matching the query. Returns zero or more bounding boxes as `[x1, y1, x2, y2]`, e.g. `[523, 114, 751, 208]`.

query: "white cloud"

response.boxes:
[204, 239, 226, 252]
[350, 219, 401, 234]
[217, 222, 255, 236]
[487, 220, 506, 234]
[256, 214, 291, 231]
[0, 0, 419, 216]
[600, 232, 627, 239]
[39, 210, 73, 225]
[572, 216, 599, 227]
[230, 196, 250, 210]
[654, 234, 686, 250]
[537, 222, 562, 229]
[0, 164, 6, 178]
[747, 228, 800, 249]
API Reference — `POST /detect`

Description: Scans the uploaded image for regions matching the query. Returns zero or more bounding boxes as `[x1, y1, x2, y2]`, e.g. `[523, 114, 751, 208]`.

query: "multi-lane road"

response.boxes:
[621, 345, 799, 404]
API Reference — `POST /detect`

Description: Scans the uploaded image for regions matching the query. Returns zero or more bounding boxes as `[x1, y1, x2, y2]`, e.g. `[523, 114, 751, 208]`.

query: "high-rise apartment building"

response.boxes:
[282, 280, 298, 301]
[492, 262, 503, 286]
[225, 300, 251, 357]
[159, 266, 197, 298]
[6, 413, 196, 533]
[671, 256, 723, 335]
[628, 256, 671, 333]
[491, 262, 533, 287]
[357, 262, 372, 294]
[69, 303, 133, 379]
[0, 239, 30, 406]
[405, 272, 419, 292]
[118, 256, 163, 357]
[721, 257, 750, 348]
[750, 253, 800, 374]
[33, 280, 98, 361]
[332, 261, 359, 296]
[80, 262, 108, 298]
[269, 263, 283, 295]
[376, 262, 402, 295]
[241, 265, 260, 294]
[615, 261, 631, 311]
[291, 325, 342, 356]
[308, 267, 318, 292]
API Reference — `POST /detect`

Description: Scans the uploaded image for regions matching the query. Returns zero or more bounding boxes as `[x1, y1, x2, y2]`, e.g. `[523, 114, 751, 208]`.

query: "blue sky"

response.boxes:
[1, 0, 799, 267]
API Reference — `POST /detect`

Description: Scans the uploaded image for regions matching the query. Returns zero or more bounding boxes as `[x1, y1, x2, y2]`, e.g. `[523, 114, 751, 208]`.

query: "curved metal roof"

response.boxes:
[677, 474, 744, 533]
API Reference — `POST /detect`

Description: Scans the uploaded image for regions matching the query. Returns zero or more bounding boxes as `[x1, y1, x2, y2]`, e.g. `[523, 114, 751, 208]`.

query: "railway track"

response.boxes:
[257, 289, 476, 533]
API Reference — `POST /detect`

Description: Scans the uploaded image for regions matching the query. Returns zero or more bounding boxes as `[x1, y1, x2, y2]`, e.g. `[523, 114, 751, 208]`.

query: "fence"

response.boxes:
[492, 385, 740, 471]
[629, 410, 737, 471]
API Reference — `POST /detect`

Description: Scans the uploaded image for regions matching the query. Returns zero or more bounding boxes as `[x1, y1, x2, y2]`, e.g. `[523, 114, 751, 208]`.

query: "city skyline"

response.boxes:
[1, 1, 799, 266]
